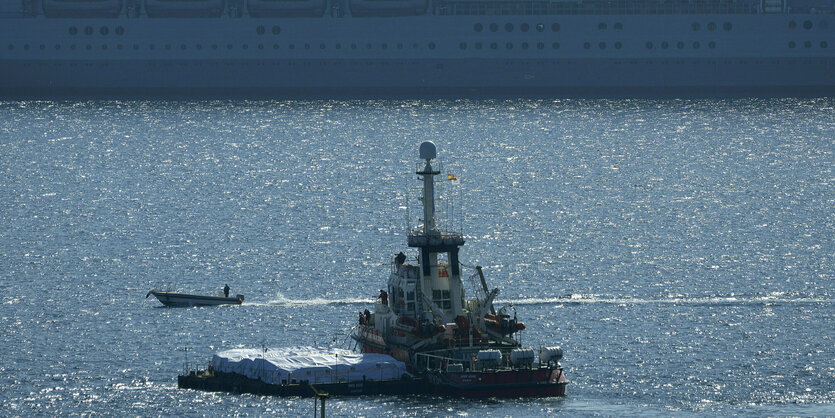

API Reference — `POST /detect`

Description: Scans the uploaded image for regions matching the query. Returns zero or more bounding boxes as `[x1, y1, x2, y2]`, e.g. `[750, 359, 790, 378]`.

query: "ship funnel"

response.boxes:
[419, 141, 437, 161]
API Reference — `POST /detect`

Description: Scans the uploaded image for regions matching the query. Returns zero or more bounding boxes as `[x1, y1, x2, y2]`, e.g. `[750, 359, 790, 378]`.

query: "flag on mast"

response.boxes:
[447, 174, 459, 185]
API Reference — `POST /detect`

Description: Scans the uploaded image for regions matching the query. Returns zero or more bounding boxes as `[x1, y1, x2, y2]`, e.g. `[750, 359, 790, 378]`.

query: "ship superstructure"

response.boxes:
[0, 0, 833, 94]
[350, 142, 567, 397]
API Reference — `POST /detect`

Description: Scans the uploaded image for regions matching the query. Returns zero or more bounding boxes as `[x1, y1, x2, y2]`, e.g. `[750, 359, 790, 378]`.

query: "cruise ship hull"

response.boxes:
[2, 12, 833, 95]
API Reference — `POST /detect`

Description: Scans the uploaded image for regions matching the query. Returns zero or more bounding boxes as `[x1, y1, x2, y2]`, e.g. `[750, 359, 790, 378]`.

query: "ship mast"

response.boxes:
[409, 142, 466, 324]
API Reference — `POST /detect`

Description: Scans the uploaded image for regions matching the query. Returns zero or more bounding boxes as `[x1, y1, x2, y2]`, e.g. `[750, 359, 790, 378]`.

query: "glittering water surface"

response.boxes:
[1, 99, 833, 416]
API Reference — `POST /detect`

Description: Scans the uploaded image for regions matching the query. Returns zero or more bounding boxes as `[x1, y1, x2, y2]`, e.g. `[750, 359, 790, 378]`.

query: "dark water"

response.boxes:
[1, 99, 833, 416]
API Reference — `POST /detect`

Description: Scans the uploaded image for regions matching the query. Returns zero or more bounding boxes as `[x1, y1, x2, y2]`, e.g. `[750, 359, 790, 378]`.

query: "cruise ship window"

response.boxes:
[614, 22, 622, 30]
[788, 21, 797, 29]
[804, 41, 811, 48]
[212, 44, 218, 50]
[351, 43, 357, 50]
[677, 41, 684, 49]
[803, 20, 812, 30]
[521, 23, 529, 32]
[661, 41, 669, 49]
[272, 26, 281, 35]
[505, 23, 513, 32]
[320, 43, 326, 50]
[86, 44, 92, 50]
[181, 44, 187, 50]
[536, 23, 544, 32]
[69, 27, 78, 35]
[336, 43, 341, 49]
[646, 41, 653, 49]
[40, 44, 45, 51]
[551, 23, 560, 32]
[133, 44, 139, 50]
[475, 42, 482, 50]
[707, 22, 716, 31]
[693, 42, 700, 49]
[614, 42, 622, 50]
[257, 26, 265, 35]
[474, 23, 483, 32]
[55, 44, 61, 50]
[599, 42, 606, 49]
[491, 42, 498, 50]
[273, 44, 279, 49]
[101, 44, 107, 50]
[723, 22, 732, 31]
[692, 23, 700, 31]
[460, 42, 467, 50]
[23, 44, 29, 50]
[490, 23, 498, 32]
[165, 44, 171, 50]
[522, 42, 528, 50]
[227, 44, 233, 50]
[583, 42, 590, 50]
[788, 41, 796, 48]
[100, 27, 108, 36]
[116, 26, 124, 35]
[506, 42, 512, 49]
[84, 26, 93, 35]
[397, 43, 403, 49]
[598, 23, 607, 30]
[708, 41, 716, 49]
[552, 42, 560, 50]
[822, 41, 828, 48]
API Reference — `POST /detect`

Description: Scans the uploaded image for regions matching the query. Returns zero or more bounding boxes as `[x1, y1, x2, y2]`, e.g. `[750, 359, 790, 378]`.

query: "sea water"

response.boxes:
[1, 99, 833, 416]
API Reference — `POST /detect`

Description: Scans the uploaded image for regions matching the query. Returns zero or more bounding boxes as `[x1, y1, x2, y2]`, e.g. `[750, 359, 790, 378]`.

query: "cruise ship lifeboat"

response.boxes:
[145, 0, 226, 17]
[349, 0, 428, 17]
[247, 0, 326, 17]
[42, 0, 124, 17]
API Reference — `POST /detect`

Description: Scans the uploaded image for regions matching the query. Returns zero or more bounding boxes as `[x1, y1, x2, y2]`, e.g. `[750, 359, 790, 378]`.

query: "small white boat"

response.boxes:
[146, 290, 244, 307]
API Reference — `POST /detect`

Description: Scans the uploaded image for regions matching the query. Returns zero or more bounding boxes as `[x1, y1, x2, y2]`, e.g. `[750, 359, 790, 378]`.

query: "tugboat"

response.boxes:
[351, 142, 567, 397]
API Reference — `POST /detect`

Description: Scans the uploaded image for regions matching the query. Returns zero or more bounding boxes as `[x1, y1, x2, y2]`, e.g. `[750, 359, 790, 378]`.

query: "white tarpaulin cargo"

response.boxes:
[211, 346, 408, 385]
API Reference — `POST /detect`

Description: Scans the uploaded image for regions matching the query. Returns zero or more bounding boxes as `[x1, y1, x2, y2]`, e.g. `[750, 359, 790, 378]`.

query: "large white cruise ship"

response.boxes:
[1, 0, 833, 95]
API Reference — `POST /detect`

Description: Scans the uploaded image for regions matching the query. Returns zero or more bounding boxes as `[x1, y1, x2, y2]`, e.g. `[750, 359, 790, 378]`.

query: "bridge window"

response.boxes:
[432, 290, 451, 310]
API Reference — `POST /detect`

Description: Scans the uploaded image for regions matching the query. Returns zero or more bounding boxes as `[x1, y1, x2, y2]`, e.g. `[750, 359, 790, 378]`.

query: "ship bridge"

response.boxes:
[394, 141, 467, 324]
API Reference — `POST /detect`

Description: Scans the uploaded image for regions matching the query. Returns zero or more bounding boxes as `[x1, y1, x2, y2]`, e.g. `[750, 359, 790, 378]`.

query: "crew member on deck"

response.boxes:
[224, 284, 230, 298]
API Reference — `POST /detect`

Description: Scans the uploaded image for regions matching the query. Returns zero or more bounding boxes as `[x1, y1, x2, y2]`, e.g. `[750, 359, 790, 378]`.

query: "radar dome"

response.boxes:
[419, 141, 437, 160]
